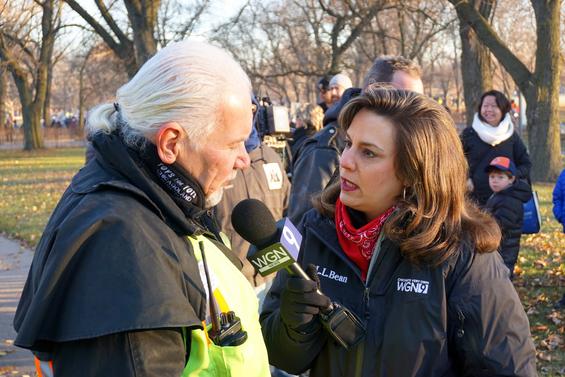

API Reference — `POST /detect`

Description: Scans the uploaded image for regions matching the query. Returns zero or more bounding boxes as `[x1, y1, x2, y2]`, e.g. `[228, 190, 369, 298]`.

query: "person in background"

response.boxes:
[328, 73, 353, 106]
[13, 40, 270, 377]
[553, 168, 565, 309]
[261, 87, 536, 376]
[461, 90, 531, 206]
[287, 56, 423, 224]
[215, 119, 290, 299]
[484, 156, 531, 279]
[317, 77, 333, 113]
[289, 104, 324, 162]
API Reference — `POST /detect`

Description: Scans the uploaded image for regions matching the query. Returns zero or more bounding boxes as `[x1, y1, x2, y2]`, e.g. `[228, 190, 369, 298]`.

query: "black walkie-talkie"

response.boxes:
[198, 241, 248, 347]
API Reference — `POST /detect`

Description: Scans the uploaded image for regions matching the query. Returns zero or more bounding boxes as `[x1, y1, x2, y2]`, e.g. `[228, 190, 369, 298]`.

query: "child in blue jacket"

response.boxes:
[553, 168, 565, 308]
[484, 156, 531, 279]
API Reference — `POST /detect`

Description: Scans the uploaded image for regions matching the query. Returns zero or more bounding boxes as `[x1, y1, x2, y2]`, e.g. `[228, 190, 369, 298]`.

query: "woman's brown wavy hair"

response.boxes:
[314, 86, 501, 266]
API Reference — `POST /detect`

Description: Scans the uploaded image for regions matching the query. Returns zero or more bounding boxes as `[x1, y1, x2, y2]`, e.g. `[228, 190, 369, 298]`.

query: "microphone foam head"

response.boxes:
[231, 199, 277, 249]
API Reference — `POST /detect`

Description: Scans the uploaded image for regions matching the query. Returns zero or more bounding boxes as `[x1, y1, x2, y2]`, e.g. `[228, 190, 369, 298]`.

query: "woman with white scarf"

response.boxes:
[461, 90, 531, 206]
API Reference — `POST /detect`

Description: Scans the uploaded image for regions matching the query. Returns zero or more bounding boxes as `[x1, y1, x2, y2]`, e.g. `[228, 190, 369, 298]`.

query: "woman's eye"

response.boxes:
[363, 149, 375, 158]
[344, 140, 352, 149]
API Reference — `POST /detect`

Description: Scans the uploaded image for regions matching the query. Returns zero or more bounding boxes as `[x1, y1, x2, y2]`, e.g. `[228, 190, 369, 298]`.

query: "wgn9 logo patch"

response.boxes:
[397, 278, 429, 295]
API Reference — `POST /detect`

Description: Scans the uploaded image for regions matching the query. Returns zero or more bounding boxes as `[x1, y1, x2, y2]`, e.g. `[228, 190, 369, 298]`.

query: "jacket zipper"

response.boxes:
[362, 232, 385, 318]
[456, 307, 465, 338]
[355, 235, 385, 377]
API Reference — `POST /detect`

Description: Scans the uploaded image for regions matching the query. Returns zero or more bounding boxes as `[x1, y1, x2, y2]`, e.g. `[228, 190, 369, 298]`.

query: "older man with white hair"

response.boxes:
[14, 40, 271, 376]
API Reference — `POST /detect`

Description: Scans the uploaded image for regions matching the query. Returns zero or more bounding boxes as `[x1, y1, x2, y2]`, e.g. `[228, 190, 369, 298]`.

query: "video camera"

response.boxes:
[252, 96, 290, 138]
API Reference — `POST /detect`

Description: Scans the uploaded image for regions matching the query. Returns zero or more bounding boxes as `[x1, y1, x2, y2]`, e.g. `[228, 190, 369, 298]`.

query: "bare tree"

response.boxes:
[364, 0, 456, 61]
[214, 0, 399, 104]
[0, 67, 6, 126]
[63, 0, 211, 78]
[454, 0, 494, 127]
[449, 0, 562, 181]
[0, 0, 61, 150]
[156, 0, 210, 46]
[62, 0, 144, 78]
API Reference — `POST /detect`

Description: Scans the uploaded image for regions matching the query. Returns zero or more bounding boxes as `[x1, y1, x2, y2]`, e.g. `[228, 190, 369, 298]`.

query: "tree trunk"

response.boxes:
[124, 0, 159, 67]
[456, 0, 493, 128]
[42, 62, 53, 126]
[21, 104, 43, 150]
[0, 69, 6, 128]
[78, 53, 89, 131]
[526, 0, 561, 181]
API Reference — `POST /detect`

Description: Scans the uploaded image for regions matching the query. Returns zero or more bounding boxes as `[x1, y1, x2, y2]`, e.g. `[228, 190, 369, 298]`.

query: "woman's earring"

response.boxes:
[402, 187, 407, 201]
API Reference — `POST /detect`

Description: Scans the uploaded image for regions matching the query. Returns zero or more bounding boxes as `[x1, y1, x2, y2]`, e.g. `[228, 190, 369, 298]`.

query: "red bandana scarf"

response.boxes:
[335, 198, 395, 281]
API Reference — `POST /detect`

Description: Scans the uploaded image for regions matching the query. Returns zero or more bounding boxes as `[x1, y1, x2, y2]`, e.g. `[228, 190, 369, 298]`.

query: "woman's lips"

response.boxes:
[341, 178, 358, 192]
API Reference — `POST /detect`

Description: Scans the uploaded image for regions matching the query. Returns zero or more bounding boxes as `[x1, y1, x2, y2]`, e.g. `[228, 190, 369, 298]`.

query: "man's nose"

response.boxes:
[236, 145, 251, 169]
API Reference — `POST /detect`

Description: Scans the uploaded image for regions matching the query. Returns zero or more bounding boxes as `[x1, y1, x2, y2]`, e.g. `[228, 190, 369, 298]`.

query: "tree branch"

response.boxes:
[448, 0, 533, 92]
[63, 0, 122, 53]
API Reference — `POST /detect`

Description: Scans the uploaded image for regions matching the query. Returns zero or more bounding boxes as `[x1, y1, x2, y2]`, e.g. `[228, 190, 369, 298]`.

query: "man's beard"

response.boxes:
[204, 171, 237, 208]
[205, 188, 224, 208]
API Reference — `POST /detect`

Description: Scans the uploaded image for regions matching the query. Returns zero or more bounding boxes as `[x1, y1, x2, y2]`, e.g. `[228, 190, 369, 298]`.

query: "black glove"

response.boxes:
[280, 264, 331, 330]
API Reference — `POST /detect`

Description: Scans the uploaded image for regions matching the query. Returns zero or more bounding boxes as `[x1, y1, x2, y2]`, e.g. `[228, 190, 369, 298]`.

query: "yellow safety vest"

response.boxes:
[182, 235, 271, 377]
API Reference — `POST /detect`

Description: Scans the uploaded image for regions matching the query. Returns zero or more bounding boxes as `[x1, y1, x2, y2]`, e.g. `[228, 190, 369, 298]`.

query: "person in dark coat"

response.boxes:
[288, 104, 324, 167]
[261, 88, 536, 376]
[484, 156, 532, 279]
[552, 167, 565, 233]
[461, 90, 531, 206]
[13, 40, 271, 376]
[316, 77, 333, 113]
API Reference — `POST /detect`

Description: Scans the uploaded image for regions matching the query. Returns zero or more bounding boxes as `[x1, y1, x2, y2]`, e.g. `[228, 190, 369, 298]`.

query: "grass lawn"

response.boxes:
[515, 182, 565, 375]
[0, 148, 85, 245]
[0, 147, 564, 374]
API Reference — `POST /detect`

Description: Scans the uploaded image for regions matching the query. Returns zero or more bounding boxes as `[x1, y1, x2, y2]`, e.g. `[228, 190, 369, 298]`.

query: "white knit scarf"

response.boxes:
[471, 113, 514, 146]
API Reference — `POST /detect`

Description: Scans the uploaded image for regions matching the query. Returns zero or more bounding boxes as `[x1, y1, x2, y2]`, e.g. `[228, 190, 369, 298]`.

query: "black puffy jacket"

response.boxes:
[261, 209, 537, 377]
[287, 88, 361, 224]
[485, 179, 532, 276]
[461, 127, 531, 206]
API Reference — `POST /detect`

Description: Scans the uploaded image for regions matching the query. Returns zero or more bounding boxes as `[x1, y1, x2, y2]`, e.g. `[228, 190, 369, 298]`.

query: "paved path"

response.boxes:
[0, 237, 35, 377]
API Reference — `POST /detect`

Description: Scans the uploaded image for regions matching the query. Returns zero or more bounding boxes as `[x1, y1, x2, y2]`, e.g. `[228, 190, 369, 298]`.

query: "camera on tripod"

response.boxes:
[252, 96, 290, 137]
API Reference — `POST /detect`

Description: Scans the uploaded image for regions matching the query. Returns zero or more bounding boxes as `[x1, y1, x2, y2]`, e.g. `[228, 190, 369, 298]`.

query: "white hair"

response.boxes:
[86, 40, 252, 148]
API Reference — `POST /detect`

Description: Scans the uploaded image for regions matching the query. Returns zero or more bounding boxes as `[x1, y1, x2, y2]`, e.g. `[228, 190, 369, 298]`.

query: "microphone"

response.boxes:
[231, 199, 366, 349]
[231, 199, 318, 287]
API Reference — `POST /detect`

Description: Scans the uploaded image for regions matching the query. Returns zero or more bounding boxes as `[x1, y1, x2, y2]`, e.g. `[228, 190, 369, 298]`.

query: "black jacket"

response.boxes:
[289, 127, 316, 163]
[461, 127, 531, 206]
[485, 179, 532, 274]
[287, 88, 361, 224]
[261, 209, 537, 377]
[14, 132, 241, 376]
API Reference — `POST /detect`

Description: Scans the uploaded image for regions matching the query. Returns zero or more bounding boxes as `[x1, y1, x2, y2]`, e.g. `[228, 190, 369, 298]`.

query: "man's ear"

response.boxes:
[155, 122, 185, 164]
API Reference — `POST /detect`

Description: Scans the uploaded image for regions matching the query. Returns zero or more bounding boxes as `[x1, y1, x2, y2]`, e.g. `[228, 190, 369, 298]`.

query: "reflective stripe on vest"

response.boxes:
[181, 235, 270, 377]
[35, 357, 53, 377]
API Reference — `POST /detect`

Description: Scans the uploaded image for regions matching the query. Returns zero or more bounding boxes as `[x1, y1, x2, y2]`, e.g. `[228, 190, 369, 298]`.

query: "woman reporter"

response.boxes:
[461, 90, 531, 206]
[260, 87, 536, 376]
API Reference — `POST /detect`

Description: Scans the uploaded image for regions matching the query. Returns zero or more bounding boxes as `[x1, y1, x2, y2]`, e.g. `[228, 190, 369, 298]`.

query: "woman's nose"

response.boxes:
[340, 148, 354, 171]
